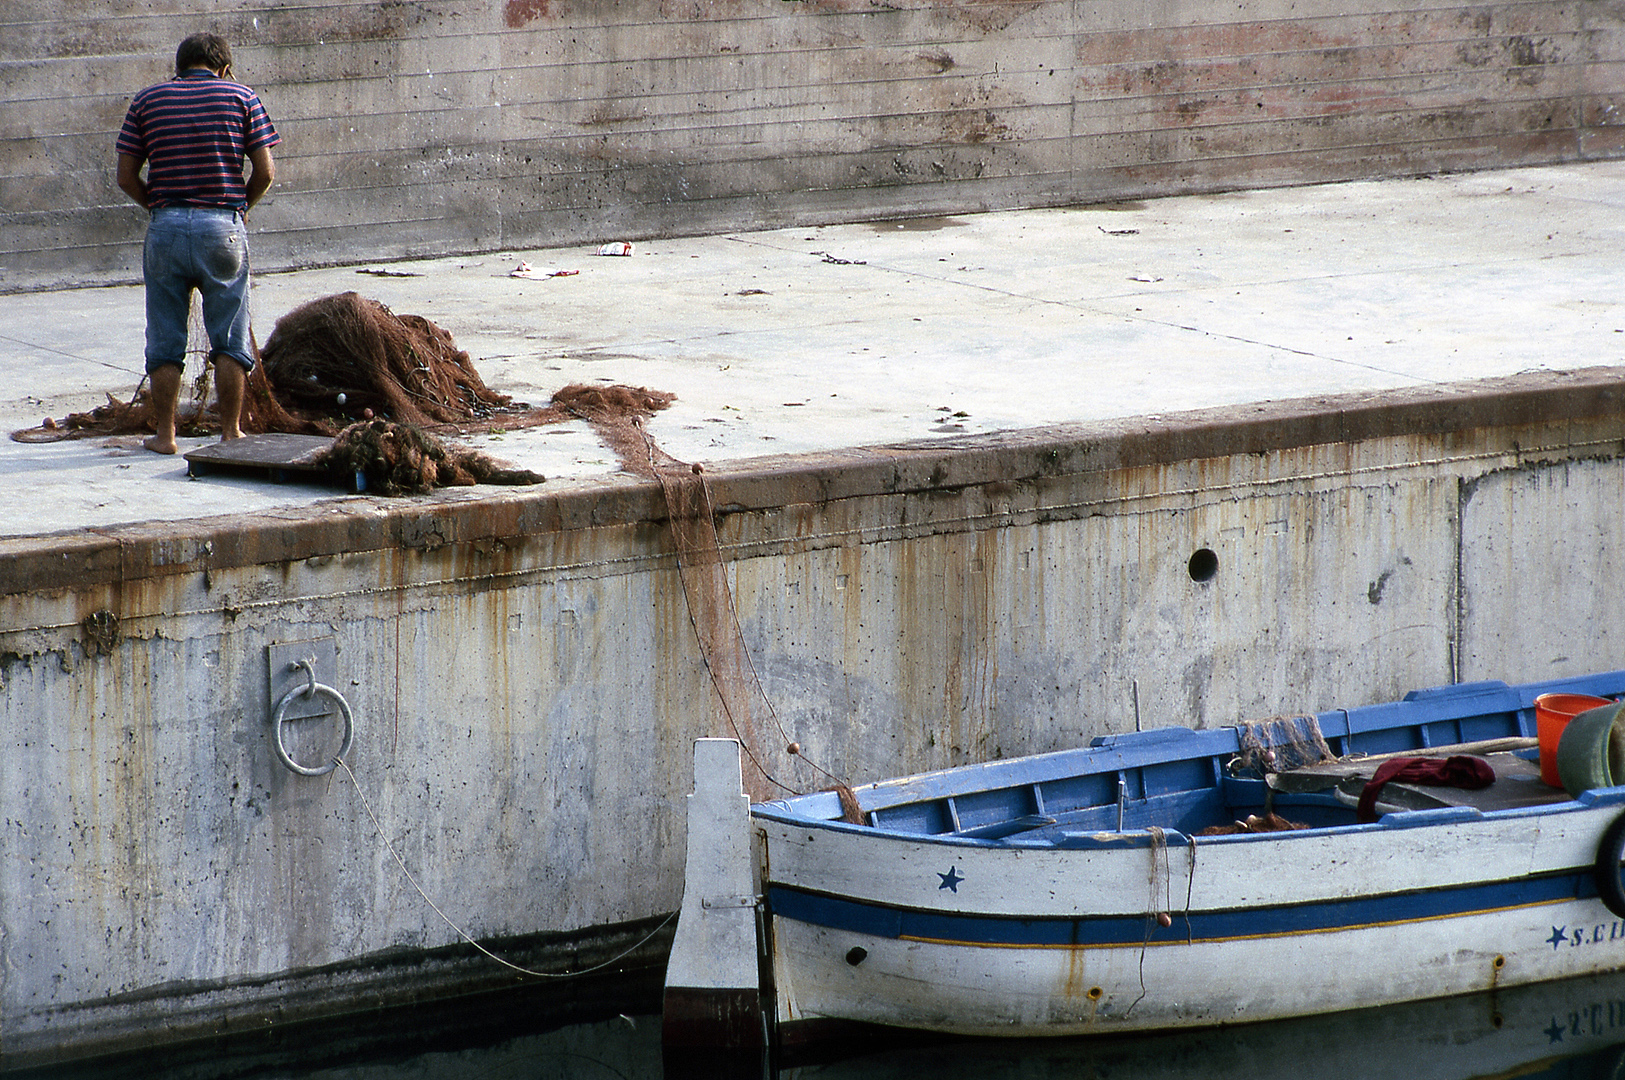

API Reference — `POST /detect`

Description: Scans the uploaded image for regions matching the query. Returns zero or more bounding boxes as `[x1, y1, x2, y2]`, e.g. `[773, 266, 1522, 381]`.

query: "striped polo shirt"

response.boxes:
[116, 69, 281, 211]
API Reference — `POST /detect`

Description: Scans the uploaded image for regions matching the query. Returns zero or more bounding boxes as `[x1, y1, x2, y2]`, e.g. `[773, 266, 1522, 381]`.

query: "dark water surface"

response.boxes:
[16, 967, 1625, 1080]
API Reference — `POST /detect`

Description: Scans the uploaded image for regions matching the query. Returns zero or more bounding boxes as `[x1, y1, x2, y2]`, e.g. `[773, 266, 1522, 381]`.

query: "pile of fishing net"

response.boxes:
[10, 291, 677, 493]
[1196, 812, 1310, 836]
[259, 292, 512, 429]
[316, 418, 543, 496]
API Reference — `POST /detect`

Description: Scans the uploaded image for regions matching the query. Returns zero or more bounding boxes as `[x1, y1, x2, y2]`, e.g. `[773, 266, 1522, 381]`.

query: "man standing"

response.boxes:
[116, 32, 280, 455]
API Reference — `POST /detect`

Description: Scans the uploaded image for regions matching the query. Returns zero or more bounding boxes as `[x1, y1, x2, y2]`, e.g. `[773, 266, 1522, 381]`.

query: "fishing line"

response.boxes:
[1183, 835, 1198, 942]
[1127, 826, 1170, 1016]
[636, 418, 850, 797]
[693, 461, 854, 794]
[334, 756, 675, 980]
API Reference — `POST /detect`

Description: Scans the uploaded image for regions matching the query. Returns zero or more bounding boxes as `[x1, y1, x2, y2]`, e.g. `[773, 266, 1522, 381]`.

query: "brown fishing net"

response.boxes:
[8, 291, 678, 494]
[258, 292, 511, 429]
[653, 457, 784, 800]
[640, 426, 854, 804]
[1196, 812, 1310, 836]
[547, 385, 677, 466]
[316, 419, 545, 496]
[1233, 714, 1334, 774]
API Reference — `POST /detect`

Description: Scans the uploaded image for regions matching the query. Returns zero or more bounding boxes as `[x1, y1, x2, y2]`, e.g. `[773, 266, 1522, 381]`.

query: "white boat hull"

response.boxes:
[771, 899, 1625, 1036]
[760, 792, 1625, 1038]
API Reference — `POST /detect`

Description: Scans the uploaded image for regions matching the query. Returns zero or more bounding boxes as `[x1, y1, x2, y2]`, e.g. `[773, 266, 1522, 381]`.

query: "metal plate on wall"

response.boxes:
[267, 637, 339, 721]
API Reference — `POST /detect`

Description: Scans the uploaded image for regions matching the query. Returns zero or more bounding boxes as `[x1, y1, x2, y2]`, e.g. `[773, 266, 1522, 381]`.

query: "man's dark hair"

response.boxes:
[175, 33, 232, 75]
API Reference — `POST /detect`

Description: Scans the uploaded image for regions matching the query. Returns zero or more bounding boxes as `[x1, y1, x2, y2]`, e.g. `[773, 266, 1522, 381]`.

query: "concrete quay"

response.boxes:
[3, 162, 1625, 1065]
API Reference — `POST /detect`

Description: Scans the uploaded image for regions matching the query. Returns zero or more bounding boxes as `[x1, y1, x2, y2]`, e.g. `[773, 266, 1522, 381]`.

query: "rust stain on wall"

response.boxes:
[506, 0, 552, 28]
[262, 3, 435, 43]
[1073, 11, 1572, 136]
[791, 0, 1042, 35]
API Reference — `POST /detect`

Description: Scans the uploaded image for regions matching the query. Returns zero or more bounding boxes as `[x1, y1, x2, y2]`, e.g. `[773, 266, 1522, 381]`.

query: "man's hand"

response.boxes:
[116, 153, 148, 209]
[244, 146, 275, 213]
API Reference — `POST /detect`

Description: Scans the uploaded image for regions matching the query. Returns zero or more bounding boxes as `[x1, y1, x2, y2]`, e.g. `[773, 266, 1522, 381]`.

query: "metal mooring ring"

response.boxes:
[271, 680, 355, 777]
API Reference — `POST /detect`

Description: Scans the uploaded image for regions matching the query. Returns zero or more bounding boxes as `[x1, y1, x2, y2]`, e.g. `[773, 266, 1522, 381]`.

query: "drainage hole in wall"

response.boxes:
[1188, 548, 1218, 583]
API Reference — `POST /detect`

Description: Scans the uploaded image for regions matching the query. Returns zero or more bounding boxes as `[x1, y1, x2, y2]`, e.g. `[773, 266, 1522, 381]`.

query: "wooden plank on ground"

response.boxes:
[184, 434, 362, 492]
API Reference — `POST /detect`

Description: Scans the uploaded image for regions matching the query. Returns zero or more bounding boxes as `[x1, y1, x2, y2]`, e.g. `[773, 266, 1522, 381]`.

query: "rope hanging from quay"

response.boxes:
[334, 756, 676, 981]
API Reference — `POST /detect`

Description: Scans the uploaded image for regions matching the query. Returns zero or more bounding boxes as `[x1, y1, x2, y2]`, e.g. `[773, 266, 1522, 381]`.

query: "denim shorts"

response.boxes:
[143, 207, 255, 374]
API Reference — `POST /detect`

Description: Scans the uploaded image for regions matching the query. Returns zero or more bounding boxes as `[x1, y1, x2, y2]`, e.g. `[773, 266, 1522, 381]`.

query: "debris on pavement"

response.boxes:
[509, 261, 578, 279]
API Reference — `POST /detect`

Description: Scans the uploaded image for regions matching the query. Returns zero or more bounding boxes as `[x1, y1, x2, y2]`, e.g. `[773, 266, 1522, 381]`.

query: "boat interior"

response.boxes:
[756, 673, 1625, 845]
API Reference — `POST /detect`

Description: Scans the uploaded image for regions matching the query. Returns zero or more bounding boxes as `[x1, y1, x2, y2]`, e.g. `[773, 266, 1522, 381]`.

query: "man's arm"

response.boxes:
[244, 146, 275, 213]
[116, 153, 148, 209]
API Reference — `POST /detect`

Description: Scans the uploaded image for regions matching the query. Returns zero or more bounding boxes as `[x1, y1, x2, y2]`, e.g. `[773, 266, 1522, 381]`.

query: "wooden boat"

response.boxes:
[662, 671, 1625, 1048]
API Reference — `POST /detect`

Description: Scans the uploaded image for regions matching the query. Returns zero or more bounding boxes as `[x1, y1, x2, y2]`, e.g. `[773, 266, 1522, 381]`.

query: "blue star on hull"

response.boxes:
[938, 866, 963, 892]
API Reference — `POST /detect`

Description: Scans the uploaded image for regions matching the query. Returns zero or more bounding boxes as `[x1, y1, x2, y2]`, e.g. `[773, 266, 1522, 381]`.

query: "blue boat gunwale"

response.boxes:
[755, 786, 1625, 852]
[752, 670, 1625, 845]
[763, 861, 1609, 949]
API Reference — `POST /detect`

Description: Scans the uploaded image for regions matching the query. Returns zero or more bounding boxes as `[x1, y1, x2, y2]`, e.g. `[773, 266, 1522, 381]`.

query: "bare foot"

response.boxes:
[220, 429, 244, 442]
[144, 435, 178, 455]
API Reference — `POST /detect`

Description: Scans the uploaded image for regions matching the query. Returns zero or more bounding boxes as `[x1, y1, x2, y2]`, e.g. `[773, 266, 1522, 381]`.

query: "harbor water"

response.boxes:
[15, 967, 1625, 1080]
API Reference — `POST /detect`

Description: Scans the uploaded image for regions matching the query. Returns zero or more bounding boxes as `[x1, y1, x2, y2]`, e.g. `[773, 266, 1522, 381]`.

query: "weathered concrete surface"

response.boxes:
[5, 161, 1625, 539]
[2, 165, 1625, 1065]
[4, 371, 1625, 1065]
[3, 0, 1623, 291]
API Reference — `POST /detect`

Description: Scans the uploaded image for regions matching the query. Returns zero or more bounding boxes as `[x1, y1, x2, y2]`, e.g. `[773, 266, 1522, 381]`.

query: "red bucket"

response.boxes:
[1536, 693, 1613, 787]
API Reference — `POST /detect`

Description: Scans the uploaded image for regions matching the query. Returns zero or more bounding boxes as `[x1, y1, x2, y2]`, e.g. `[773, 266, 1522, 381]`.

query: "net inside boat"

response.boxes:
[1234, 714, 1334, 773]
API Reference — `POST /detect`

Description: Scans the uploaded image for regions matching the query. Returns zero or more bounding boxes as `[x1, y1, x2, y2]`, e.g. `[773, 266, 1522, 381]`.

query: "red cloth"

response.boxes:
[1356, 755, 1495, 823]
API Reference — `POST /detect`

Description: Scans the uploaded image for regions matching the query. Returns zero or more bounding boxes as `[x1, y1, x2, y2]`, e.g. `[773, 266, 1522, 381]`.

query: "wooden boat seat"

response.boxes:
[956, 814, 1058, 840]
[1269, 740, 1571, 816]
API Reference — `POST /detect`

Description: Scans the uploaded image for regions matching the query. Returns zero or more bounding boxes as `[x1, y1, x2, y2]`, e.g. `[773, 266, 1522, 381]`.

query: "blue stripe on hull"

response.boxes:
[768, 870, 1598, 947]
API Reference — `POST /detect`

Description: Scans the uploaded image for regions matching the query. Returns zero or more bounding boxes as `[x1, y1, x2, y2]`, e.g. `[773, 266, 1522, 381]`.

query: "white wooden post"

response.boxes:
[661, 738, 765, 1046]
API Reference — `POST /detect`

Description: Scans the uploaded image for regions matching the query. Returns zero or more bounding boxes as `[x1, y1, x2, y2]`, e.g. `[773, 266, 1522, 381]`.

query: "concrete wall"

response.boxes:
[4, 0, 1623, 292]
[2, 368, 1623, 1064]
